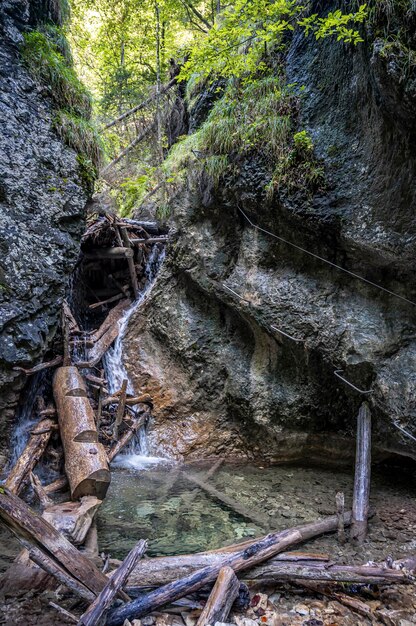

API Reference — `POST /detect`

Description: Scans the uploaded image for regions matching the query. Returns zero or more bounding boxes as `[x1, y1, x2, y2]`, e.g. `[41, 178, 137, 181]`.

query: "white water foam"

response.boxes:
[104, 245, 166, 468]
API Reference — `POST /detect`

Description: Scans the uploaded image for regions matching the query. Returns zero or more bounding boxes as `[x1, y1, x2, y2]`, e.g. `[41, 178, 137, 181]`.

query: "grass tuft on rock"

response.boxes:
[53, 110, 103, 170]
[21, 30, 91, 118]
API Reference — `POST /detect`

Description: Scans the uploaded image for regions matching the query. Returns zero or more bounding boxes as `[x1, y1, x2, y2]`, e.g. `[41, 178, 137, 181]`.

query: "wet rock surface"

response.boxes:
[0, 4, 88, 446]
[124, 3, 416, 463]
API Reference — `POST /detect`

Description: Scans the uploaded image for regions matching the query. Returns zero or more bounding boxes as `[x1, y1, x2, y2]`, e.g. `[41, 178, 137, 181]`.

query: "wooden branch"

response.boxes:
[120, 226, 139, 299]
[0, 489, 110, 598]
[108, 513, 353, 625]
[351, 401, 372, 543]
[53, 367, 110, 500]
[63, 301, 80, 334]
[196, 566, 239, 626]
[78, 540, 147, 626]
[13, 356, 63, 376]
[49, 602, 78, 624]
[30, 472, 53, 509]
[103, 394, 152, 408]
[43, 475, 68, 495]
[104, 79, 176, 129]
[113, 379, 128, 441]
[89, 293, 125, 310]
[5, 418, 55, 494]
[299, 581, 373, 620]
[130, 237, 168, 245]
[108, 415, 147, 462]
[89, 299, 131, 345]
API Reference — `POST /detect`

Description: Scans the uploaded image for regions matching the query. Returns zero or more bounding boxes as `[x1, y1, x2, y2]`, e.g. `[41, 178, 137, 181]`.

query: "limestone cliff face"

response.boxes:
[0, 1, 89, 444]
[125, 6, 416, 464]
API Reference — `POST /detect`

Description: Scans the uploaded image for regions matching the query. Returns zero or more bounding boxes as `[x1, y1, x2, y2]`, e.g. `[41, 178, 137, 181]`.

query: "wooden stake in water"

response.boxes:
[351, 402, 372, 543]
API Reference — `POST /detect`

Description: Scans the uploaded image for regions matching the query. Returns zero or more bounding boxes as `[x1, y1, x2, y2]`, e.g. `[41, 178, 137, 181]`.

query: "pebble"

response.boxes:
[293, 604, 309, 616]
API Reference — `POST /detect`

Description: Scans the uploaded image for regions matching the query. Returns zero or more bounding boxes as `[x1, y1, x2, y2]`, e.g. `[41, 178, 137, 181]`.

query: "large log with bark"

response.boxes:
[78, 540, 147, 626]
[108, 513, 353, 625]
[53, 367, 110, 500]
[5, 418, 56, 494]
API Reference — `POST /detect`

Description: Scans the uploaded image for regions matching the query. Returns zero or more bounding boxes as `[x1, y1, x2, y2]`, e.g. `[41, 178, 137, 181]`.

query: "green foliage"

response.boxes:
[180, 2, 368, 81]
[21, 30, 92, 117]
[117, 174, 152, 217]
[53, 110, 103, 169]
[268, 130, 325, 198]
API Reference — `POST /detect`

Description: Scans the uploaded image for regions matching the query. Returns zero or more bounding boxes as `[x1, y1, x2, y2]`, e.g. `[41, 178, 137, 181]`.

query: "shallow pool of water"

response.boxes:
[97, 461, 416, 564]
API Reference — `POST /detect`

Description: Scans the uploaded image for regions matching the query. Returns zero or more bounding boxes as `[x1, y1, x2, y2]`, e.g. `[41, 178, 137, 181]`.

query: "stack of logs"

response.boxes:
[0, 214, 414, 624]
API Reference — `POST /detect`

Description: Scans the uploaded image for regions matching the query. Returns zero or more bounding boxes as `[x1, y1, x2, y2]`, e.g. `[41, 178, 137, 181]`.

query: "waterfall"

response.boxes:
[104, 245, 166, 469]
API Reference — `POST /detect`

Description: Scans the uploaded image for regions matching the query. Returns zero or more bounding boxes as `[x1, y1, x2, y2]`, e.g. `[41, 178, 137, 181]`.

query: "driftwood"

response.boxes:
[12, 356, 63, 376]
[89, 299, 131, 345]
[126, 549, 407, 591]
[83, 519, 99, 560]
[108, 415, 147, 462]
[53, 367, 110, 499]
[196, 566, 239, 626]
[0, 489, 111, 599]
[5, 418, 56, 494]
[120, 226, 139, 299]
[49, 602, 78, 624]
[351, 401, 372, 543]
[42, 496, 101, 545]
[108, 513, 353, 625]
[183, 472, 271, 530]
[78, 540, 147, 626]
[63, 301, 80, 333]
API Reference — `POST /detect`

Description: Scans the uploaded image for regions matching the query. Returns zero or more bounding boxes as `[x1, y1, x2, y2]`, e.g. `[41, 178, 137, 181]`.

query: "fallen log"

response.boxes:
[83, 247, 134, 259]
[63, 300, 80, 334]
[89, 299, 131, 345]
[196, 566, 239, 626]
[77, 311, 130, 369]
[0, 489, 111, 599]
[53, 367, 110, 500]
[183, 472, 271, 530]
[120, 226, 139, 299]
[351, 401, 372, 543]
[108, 415, 147, 462]
[5, 418, 56, 495]
[108, 513, 353, 625]
[78, 540, 147, 626]
[12, 355, 63, 376]
[335, 491, 345, 545]
[101, 121, 157, 173]
[42, 496, 101, 545]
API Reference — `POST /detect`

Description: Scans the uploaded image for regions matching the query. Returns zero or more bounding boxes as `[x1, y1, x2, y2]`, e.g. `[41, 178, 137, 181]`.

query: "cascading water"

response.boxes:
[104, 245, 166, 469]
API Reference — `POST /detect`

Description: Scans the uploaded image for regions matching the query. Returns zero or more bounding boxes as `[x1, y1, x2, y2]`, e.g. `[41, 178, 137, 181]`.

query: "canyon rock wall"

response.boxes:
[124, 5, 416, 465]
[0, 1, 89, 449]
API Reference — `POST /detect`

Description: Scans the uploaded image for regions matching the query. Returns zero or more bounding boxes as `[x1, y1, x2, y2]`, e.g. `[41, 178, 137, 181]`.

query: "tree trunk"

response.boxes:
[351, 402, 372, 543]
[53, 367, 110, 500]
